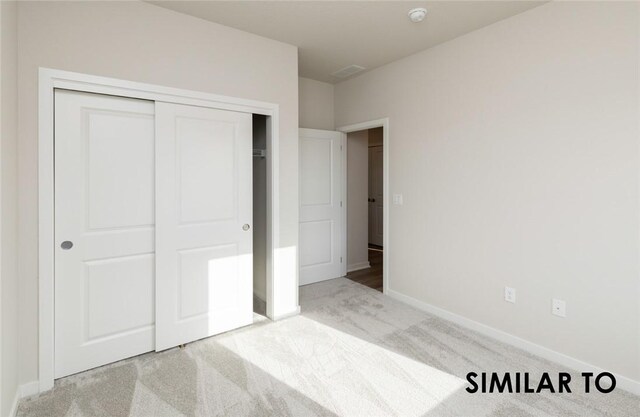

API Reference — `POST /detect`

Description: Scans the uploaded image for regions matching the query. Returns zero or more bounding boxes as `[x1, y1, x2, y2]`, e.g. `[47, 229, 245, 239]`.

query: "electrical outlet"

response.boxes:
[504, 287, 516, 303]
[393, 194, 403, 205]
[552, 299, 566, 317]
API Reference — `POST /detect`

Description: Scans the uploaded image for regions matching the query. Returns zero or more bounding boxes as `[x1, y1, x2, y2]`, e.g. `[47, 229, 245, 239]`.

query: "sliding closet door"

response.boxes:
[155, 103, 253, 351]
[54, 90, 155, 378]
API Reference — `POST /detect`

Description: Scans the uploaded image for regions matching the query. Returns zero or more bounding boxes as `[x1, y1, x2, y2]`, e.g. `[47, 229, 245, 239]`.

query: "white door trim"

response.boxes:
[38, 68, 281, 392]
[337, 118, 389, 294]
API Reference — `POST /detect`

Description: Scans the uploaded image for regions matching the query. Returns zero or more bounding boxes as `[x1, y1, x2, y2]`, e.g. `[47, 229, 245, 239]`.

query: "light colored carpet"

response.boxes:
[18, 278, 640, 416]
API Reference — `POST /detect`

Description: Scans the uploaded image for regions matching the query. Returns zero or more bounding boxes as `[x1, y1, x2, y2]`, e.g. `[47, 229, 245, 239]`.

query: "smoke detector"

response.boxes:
[408, 7, 428, 23]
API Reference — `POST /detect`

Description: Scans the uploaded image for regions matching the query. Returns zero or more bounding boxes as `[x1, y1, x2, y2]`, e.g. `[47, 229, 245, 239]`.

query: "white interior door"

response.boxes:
[368, 146, 384, 247]
[155, 102, 253, 351]
[54, 90, 155, 378]
[299, 128, 344, 285]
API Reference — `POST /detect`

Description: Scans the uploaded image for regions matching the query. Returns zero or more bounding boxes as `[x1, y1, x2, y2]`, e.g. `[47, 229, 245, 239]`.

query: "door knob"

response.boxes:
[61, 241, 73, 250]
[371, 198, 376, 202]
[242, 224, 251, 231]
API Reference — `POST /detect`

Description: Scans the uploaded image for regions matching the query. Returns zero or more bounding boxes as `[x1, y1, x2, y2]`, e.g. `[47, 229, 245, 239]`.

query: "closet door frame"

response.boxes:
[37, 68, 284, 393]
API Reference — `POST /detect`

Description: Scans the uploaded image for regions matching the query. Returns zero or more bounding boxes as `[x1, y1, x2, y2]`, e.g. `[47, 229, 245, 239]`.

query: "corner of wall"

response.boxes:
[1, 1, 20, 416]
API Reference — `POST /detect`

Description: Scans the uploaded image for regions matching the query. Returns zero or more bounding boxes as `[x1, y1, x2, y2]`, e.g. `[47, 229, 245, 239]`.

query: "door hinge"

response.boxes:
[340, 201, 343, 207]
[340, 257, 343, 263]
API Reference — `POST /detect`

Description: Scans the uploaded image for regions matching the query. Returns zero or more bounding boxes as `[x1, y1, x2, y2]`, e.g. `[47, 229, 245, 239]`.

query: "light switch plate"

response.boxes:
[504, 287, 516, 303]
[393, 194, 403, 205]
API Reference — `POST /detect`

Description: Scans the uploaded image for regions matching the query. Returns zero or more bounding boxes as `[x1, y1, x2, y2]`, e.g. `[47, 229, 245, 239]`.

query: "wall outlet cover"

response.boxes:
[552, 299, 566, 317]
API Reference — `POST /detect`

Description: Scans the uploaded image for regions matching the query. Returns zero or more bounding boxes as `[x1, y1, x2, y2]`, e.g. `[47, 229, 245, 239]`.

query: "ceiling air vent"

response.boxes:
[331, 65, 366, 79]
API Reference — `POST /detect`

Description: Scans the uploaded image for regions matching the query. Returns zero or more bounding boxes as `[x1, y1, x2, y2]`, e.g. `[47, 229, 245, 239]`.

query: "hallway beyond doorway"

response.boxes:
[346, 248, 382, 292]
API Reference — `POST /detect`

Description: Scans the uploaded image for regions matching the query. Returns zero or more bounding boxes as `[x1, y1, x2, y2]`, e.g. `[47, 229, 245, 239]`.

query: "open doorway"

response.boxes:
[297, 119, 388, 293]
[343, 127, 384, 292]
[253, 114, 269, 317]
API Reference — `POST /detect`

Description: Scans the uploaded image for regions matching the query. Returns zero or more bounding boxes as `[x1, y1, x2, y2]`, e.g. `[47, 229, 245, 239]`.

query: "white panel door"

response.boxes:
[368, 146, 384, 247]
[54, 90, 155, 378]
[155, 103, 253, 351]
[299, 128, 344, 285]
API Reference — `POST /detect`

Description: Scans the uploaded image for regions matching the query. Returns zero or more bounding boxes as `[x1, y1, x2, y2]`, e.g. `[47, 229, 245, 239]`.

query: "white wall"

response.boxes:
[299, 77, 334, 130]
[1, 1, 19, 415]
[335, 1, 640, 383]
[346, 130, 369, 271]
[17, 1, 299, 387]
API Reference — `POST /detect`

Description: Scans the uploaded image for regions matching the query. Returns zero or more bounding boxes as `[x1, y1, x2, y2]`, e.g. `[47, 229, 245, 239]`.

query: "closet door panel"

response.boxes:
[54, 90, 155, 378]
[155, 102, 253, 351]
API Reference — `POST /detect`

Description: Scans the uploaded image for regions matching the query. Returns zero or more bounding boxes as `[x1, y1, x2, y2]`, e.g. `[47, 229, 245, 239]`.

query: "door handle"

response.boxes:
[242, 224, 251, 231]
[61, 241, 73, 250]
[370, 198, 376, 203]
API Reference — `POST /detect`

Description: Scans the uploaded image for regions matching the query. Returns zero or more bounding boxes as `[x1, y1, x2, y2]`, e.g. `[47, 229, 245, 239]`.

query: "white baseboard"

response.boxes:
[272, 306, 300, 321]
[9, 389, 20, 417]
[5, 380, 39, 417]
[386, 289, 640, 396]
[347, 262, 370, 273]
[20, 381, 40, 398]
